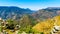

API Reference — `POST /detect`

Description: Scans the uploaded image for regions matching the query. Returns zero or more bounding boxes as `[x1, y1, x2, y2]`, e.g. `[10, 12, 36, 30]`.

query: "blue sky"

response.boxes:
[0, 0, 60, 10]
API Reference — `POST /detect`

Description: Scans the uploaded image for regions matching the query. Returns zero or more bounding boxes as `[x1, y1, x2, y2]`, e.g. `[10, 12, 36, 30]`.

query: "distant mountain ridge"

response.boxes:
[0, 6, 35, 19]
[46, 7, 60, 10]
[32, 7, 60, 20]
[0, 6, 60, 20]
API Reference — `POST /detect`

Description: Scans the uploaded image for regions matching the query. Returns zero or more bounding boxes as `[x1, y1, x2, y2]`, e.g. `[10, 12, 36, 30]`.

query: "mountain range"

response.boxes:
[32, 7, 60, 21]
[0, 6, 60, 20]
[0, 6, 35, 19]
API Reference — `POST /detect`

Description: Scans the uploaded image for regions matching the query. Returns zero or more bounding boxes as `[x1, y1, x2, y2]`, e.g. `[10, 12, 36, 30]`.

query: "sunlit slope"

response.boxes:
[32, 16, 60, 34]
[53, 16, 60, 26]
[32, 19, 54, 34]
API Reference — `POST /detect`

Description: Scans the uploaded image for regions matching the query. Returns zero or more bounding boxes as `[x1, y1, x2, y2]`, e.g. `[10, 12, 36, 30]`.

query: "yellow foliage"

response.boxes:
[32, 16, 60, 34]
[32, 19, 54, 34]
[53, 16, 60, 26]
[32, 17, 54, 34]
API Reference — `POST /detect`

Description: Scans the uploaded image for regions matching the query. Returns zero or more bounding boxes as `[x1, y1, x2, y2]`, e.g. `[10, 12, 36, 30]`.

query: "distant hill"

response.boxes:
[32, 7, 60, 20]
[0, 6, 35, 19]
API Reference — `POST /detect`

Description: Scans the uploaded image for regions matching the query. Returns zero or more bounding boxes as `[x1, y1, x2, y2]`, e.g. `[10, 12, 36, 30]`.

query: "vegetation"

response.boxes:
[1, 7, 60, 34]
[32, 16, 60, 34]
[1, 15, 60, 34]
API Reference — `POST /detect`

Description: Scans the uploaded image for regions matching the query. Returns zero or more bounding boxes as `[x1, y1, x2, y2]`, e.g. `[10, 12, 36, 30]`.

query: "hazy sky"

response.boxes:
[0, 0, 60, 10]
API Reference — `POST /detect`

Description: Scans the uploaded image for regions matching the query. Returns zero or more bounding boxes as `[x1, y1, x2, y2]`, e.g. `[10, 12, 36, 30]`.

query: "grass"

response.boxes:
[0, 26, 1, 32]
